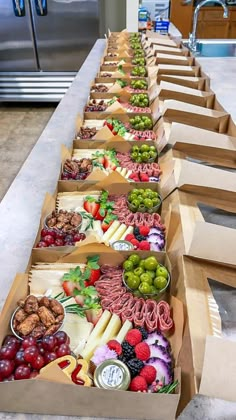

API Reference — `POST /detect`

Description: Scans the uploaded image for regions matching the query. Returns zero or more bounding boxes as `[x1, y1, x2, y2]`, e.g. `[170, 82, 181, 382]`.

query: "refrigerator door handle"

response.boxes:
[35, 0, 47, 16]
[12, 0, 25, 16]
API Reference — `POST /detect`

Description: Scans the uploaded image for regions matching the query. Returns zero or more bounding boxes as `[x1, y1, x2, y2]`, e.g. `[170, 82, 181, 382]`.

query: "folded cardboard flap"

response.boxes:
[200, 336, 236, 402]
[153, 45, 190, 56]
[157, 74, 209, 91]
[155, 54, 194, 67]
[188, 221, 236, 266]
[162, 100, 230, 133]
[156, 65, 200, 77]
[158, 81, 215, 108]
[168, 122, 236, 168]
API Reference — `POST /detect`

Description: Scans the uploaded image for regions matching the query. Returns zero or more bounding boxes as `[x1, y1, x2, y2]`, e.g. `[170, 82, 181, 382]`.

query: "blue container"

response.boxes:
[154, 19, 170, 34]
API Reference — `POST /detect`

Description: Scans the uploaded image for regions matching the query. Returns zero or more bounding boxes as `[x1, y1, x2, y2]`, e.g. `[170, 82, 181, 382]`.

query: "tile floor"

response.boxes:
[0, 103, 55, 201]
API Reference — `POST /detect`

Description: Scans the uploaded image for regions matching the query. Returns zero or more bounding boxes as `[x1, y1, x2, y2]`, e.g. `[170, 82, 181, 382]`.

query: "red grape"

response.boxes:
[0, 344, 17, 360]
[0, 360, 15, 378]
[36, 241, 48, 248]
[37, 343, 45, 356]
[42, 229, 56, 238]
[44, 235, 55, 245]
[42, 335, 57, 352]
[30, 370, 38, 379]
[54, 331, 69, 346]
[44, 352, 57, 364]
[22, 337, 37, 349]
[3, 335, 20, 348]
[3, 374, 14, 382]
[15, 350, 27, 366]
[56, 344, 71, 358]
[73, 233, 86, 242]
[24, 346, 39, 364]
[54, 239, 64, 246]
[41, 228, 50, 237]
[55, 231, 65, 240]
[31, 354, 45, 370]
[14, 365, 31, 380]
[64, 234, 73, 243]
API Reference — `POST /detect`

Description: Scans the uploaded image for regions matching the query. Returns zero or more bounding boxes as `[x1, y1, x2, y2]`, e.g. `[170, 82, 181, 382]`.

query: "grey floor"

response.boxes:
[0, 103, 55, 201]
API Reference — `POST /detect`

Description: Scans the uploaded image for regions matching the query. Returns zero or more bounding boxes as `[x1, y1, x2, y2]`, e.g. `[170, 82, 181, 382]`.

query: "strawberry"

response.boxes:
[74, 292, 85, 306]
[140, 173, 149, 182]
[104, 156, 117, 171]
[85, 307, 103, 325]
[101, 212, 117, 232]
[84, 255, 101, 287]
[62, 281, 76, 296]
[83, 196, 100, 217]
[95, 207, 107, 221]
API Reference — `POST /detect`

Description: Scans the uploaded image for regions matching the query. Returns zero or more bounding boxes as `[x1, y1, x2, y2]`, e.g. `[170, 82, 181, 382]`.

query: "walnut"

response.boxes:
[17, 299, 25, 308]
[62, 223, 72, 233]
[38, 306, 56, 327]
[15, 308, 27, 323]
[55, 315, 64, 323]
[24, 295, 39, 314]
[47, 217, 57, 227]
[39, 296, 50, 308]
[16, 314, 39, 336]
[70, 213, 82, 227]
[50, 299, 64, 315]
[31, 324, 46, 339]
[55, 222, 64, 230]
[44, 325, 59, 336]
[57, 214, 70, 224]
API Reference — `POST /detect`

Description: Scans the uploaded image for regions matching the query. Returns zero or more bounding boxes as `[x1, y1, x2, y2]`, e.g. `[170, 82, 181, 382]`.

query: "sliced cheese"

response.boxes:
[115, 320, 133, 343]
[100, 314, 121, 345]
[102, 220, 120, 244]
[85, 310, 111, 346]
[120, 225, 134, 240]
[109, 223, 127, 244]
[126, 170, 132, 179]
[116, 167, 122, 174]
[120, 167, 127, 177]
[62, 313, 94, 352]
[80, 337, 101, 361]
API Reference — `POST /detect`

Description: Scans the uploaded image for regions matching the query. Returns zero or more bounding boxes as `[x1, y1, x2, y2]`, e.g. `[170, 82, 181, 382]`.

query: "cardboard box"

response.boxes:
[0, 244, 183, 419]
[157, 81, 215, 109]
[168, 122, 236, 169]
[156, 74, 210, 91]
[154, 54, 195, 67]
[161, 100, 232, 142]
[164, 187, 236, 267]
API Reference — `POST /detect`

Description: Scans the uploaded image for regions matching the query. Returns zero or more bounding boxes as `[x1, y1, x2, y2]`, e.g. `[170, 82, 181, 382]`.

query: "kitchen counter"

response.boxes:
[0, 39, 236, 419]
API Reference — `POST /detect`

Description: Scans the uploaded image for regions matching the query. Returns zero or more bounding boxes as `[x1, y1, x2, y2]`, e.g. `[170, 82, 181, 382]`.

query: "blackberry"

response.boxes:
[121, 341, 135, 360]
[136, 326, 148, 340]
[126, 358, 144, 378]
[136, 234, 147, 241]
[117, 355, 126, 363]
[134, 227, 140, 236]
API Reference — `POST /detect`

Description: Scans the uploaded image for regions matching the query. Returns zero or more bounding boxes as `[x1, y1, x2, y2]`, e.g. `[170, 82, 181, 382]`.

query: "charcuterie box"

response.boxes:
[60, 139, 161, 185]
[174, 255, 236, 412]
[163, 188, 236, 267]
[33, 178, 171, 253]
[75, 112, 164, 147]
[167, 123, 236, 169]
[0, 243, 183, 419]
[156, 74, 210, 91]
[157, 81, 215, 109]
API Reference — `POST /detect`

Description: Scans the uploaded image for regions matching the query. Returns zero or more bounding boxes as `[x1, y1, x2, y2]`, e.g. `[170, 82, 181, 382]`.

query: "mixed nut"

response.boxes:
[62, 158, 93, 180]
[46, 210, 82, 233]
[12, 295, 65, 339]
[77, 127, 97, 139]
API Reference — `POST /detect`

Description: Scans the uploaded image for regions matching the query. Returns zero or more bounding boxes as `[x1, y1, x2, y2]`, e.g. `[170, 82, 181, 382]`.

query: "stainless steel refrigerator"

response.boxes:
[0, 0, 126, 101]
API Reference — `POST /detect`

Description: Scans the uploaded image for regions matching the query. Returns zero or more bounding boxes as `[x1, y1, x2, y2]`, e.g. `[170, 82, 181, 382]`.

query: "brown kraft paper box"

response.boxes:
[0, 243, 183, 419]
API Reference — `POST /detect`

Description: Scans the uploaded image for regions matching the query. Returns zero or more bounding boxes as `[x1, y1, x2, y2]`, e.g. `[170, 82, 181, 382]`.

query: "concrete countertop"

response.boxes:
[0, 40, 236, 420]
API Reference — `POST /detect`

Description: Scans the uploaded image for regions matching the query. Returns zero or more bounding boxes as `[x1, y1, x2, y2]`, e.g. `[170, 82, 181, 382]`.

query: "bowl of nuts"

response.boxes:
[11, 295, 65, 340]
[61, 158, 93, 181]
[44, 209, 83, 234]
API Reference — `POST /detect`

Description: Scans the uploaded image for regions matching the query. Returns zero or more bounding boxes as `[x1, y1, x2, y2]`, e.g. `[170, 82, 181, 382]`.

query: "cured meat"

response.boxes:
[95, 266, 173, 333]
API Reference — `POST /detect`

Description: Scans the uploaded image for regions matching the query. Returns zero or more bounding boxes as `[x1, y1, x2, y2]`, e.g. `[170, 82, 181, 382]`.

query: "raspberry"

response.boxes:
[140, 365, 156, 384]
[139, 241, 150, 251]
[129, 173, 139, 180]
[140, 173, 149, 182]
[130, 238, 140, 249]
[130, 375, 148, 392]
[107, 340, 122, 356]
[139, 226, 150, 236]
[135, 342, 150, 361]
[125, 234, 135, 242]
[126, 329, 142, 346]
